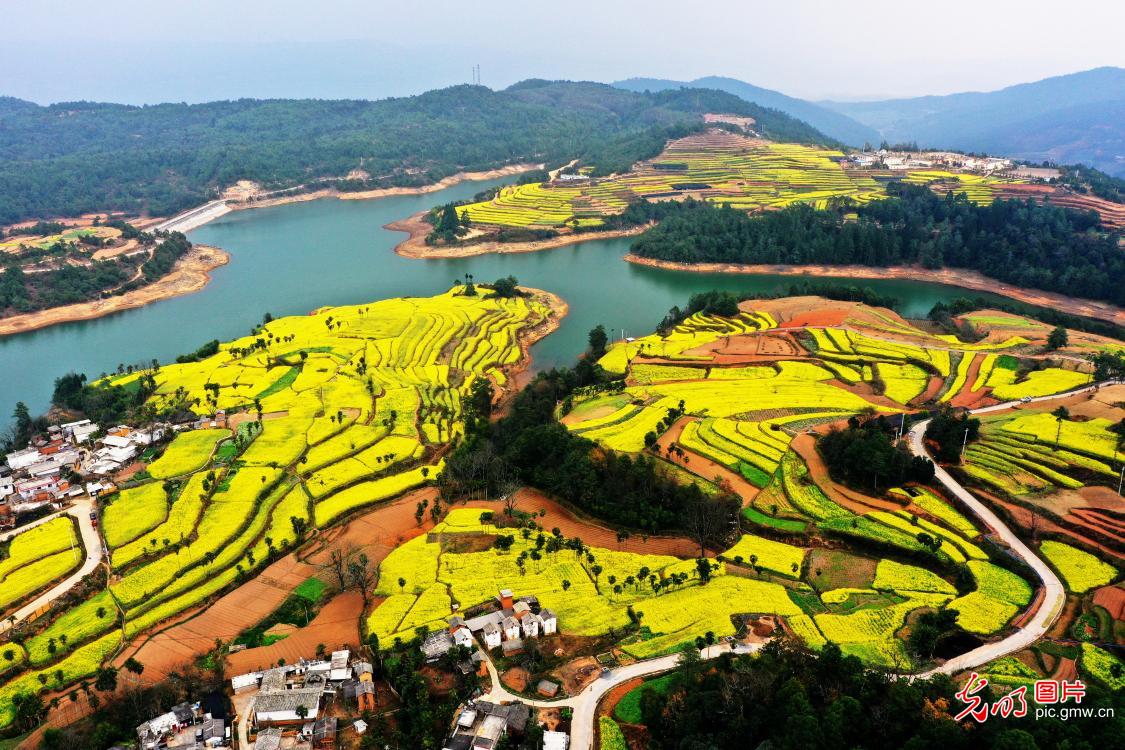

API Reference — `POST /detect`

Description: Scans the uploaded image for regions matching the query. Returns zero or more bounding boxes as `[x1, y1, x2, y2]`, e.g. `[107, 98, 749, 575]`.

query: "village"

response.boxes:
[118, 587, 582, 750]
[1, 412, 227, 530]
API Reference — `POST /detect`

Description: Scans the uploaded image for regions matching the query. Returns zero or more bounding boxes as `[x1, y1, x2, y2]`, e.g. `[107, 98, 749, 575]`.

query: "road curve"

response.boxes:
[538, 383, 1111, 747]
[0, 497, 104, 634]
[481, 642, 757, 750]
[907, 383, 1113, 676]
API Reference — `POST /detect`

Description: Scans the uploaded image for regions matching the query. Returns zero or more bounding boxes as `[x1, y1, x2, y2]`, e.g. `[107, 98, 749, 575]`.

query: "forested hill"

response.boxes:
[0, 81, 831, 224]
[629, 184, 1125, 307]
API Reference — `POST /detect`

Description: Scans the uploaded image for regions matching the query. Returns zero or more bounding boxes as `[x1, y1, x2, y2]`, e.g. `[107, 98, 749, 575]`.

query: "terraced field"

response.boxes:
[558, 297, 1118, 663]
[0, 518, 82, 615]
[0, 286, 556, 728]
[569, 299, 1094, 497]
[370, 509, 808, 660]
[453, 131, 1021, 229]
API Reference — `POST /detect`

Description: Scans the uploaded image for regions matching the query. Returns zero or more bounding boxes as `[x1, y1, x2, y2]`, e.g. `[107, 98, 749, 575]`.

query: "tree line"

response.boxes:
[629, 184, 1125, 306]
[441, 327, 741, 539]
[0, 231, 184, 317]
[642, 639, 1123, 750]
[0, 82, 832, 225]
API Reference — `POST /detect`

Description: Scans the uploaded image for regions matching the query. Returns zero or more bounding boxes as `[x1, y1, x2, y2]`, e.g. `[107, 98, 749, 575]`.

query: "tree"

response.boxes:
[123, 657, 145, 675]
[1053, 406, 1070, 448]
[347, 552, 377, 606]
[93, 666, 118, 692]
[398, 577, 407, 593]
[587, 325, 608, 359]
[1047, 326, 1069, 350]
[295, 704, 309, 721]
[11, 401, 33, 449]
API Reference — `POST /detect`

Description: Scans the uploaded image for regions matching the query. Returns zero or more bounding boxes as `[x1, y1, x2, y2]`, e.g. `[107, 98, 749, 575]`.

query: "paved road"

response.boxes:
[0, 497, 104, 633]
[481, 642, 757, 750]
[525, 382, 1113, 746]
[154, 200, 231, 233]
[906, 382, 1113, 676]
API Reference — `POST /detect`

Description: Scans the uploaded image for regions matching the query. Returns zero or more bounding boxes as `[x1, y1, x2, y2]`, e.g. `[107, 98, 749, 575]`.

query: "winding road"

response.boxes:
[0, 497, 105, 634]
[507, 383, 1108, 748]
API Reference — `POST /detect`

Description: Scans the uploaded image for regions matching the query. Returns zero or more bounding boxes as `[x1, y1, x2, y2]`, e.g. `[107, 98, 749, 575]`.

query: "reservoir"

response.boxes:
[0, 177, 1019, 418]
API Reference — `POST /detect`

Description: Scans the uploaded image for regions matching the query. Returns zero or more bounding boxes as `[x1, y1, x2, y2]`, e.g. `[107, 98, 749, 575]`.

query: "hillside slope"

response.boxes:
[615, 76, 878, 147]
[823, 67, 1125, 175]
[0, 81, 830, 224]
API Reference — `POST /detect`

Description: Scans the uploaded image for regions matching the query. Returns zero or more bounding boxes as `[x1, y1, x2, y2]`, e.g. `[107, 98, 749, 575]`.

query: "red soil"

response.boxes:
[949, 353, 990, 409]
[917, 375, 945, 405]
[1092, 585, 1125, 620]
[598, 676, 644, 719]
[473, 486, 707, 558]
[116, 488, 444, 680]
[1068, 508, 1125, 545]
[981, 491, 1124, 561]
[791, 434, 904, 513]
[225, 590, 364, 674]
[1050, 657, 1079, 682]
[1010, 586, 1046, 629]
[652, 416, 763, 510]
[116, 552, 321, 679]
[782, 309, 849, 328]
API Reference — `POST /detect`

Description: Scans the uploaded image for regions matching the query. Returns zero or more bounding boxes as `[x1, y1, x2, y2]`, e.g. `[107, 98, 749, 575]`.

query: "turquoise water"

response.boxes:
[0, 177, 1015, 419]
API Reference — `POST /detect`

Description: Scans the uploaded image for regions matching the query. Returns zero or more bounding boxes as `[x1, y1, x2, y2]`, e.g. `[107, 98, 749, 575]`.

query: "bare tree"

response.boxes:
[346, 552, 377, 607]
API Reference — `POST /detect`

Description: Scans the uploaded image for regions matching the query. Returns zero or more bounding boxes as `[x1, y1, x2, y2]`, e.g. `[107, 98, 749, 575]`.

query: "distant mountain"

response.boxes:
[822, 67, 1125, 176]
[614, 76, 879, 147]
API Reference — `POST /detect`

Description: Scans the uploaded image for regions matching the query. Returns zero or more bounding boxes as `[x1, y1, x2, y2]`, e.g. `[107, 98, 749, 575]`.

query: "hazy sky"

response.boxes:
[4, 0, 1123, 104]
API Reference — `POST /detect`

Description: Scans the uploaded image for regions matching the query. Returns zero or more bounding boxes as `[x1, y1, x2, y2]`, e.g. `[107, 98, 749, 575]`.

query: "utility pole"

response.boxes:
[1118, 465, 1124, 496]
[960, 426, 969, 459]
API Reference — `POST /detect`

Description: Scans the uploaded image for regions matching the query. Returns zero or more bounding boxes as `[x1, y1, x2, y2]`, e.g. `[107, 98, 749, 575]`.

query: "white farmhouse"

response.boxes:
[540, 609, 558, 635]
[501, 616, 521, 642]
[481, 622, 502, 650]
[521, 613, 542, 639]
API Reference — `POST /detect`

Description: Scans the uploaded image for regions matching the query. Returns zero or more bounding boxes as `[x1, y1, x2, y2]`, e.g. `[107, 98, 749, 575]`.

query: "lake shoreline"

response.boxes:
[386, 210, 649, 259]
[0, 166, 540, 336]
[218, 163, 542, 216]
[0, 245, 230, 337]
[623, 254, 1125, 327]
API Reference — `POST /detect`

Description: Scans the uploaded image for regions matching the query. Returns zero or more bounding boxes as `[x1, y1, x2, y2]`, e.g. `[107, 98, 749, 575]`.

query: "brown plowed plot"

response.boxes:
[1065, 384, 1125, 420]
[1067, 509, 1125, 545]
[828, 378, 903, 411]
[981, 491, 1124, 561]
[917, 375, 945, 404]
[472, 487, 706, 558]
[119, 552, 320, 678]
[791, 434, 903, 513]
[806, 548, 877, 591]
[1092, 585, 1125, 620]
[949, 353, 987, 409]
[783, 309, 849, 328]
[118, 489, 441, 679]
[653, 417, 762, 509]
[1051, 657, 1079, 682]
[758, 334, 801, 356]
[226, 590, 364, 674]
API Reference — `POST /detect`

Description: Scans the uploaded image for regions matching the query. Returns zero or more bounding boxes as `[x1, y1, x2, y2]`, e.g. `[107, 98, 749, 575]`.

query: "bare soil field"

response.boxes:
[1092, 585, 1125, 620]
[225, 590, 364, 674]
